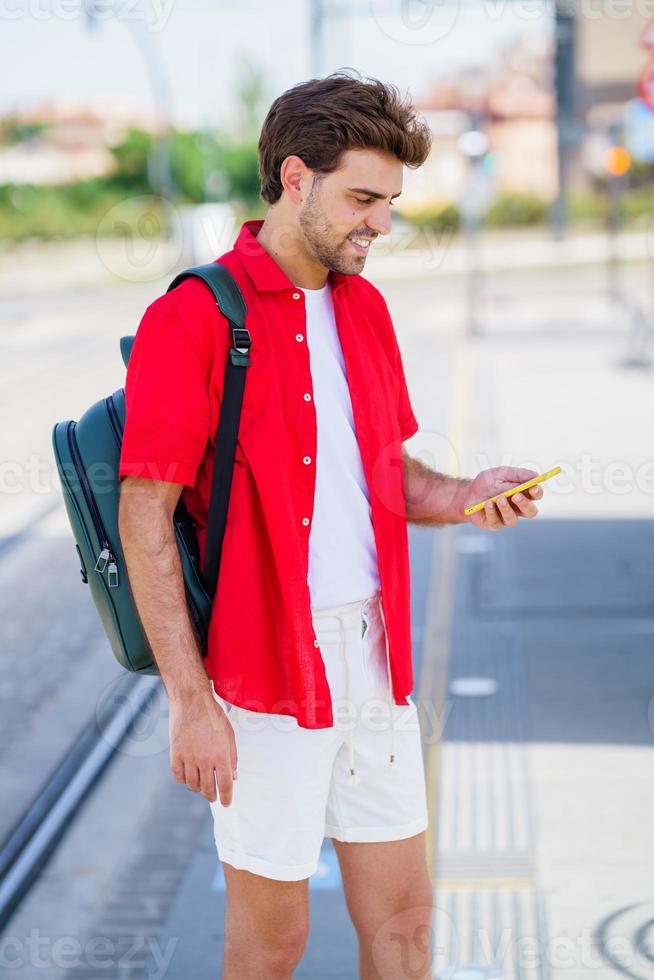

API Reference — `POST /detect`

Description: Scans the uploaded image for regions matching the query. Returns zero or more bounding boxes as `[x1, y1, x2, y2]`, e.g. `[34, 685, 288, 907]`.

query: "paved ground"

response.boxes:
[1, 241, 653, 978]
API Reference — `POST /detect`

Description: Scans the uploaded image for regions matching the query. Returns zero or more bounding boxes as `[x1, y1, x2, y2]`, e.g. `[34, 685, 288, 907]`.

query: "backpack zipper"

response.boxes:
[66, 421, 119, 587]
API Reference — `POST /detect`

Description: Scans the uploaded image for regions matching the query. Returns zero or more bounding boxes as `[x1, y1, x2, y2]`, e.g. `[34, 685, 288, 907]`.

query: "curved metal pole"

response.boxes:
[83, 0, 174, 203]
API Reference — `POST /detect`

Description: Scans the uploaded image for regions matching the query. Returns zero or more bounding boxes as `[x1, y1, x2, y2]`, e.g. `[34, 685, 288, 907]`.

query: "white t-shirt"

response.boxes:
[303, 281, 381, 610]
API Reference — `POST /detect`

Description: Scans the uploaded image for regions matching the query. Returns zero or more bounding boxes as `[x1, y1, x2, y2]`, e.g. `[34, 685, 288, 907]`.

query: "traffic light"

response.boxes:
[603, 145, 631, 176]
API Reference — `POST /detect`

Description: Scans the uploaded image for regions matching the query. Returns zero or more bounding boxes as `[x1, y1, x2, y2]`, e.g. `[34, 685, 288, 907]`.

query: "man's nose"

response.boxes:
[366, 203, 393, 237]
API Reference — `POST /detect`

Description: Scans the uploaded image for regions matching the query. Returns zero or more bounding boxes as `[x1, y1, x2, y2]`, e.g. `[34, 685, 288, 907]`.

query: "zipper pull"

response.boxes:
[107, 560, 119, 588]
[95, 548, 110, 572]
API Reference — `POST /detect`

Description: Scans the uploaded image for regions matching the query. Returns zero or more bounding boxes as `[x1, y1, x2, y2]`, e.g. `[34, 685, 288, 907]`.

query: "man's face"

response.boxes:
[297, 148, 403, 275]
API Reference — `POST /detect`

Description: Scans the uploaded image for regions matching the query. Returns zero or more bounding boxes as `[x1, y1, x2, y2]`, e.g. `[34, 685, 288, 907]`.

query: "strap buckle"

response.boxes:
[231, 326, 251, 354]
[228, 324, 252, 367]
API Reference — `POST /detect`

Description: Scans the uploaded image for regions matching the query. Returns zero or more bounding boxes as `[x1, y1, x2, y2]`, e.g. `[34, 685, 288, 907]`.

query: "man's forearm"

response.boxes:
[402, 450, 472, 526]
[119, 502, 210, 701]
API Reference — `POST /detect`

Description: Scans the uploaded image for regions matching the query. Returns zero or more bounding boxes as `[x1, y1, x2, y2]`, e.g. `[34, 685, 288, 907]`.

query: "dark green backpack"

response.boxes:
[51, 263, 250, 673]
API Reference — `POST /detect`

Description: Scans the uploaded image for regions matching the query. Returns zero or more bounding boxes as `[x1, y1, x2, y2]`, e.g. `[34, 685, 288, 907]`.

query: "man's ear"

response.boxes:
[279, 155, 307, 203]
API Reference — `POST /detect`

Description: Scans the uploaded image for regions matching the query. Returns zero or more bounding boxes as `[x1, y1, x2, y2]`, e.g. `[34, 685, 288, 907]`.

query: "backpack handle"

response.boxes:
[120, 336, 134, 369]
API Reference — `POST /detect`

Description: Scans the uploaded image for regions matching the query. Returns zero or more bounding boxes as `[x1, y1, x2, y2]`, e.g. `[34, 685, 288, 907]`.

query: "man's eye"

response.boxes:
[355, 197, 396, 206]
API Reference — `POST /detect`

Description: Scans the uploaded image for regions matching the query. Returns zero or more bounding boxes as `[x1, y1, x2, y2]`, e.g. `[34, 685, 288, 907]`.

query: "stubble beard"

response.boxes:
[298, 177, 365, 277]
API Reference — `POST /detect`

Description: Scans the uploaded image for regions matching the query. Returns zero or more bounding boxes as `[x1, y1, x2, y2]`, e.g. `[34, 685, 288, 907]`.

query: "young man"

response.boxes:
[118, 70, 543, 980]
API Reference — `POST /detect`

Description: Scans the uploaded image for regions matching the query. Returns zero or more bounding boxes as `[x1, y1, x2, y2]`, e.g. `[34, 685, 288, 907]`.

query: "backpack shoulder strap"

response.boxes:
[121, 261, 251, 602]
[167, 263, 251, 600]
[120, 262, 247, 369]
[166, 262, 247, 327]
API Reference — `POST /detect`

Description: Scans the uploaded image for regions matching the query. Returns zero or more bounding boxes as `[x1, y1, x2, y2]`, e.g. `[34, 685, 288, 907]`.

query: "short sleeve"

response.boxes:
[118, 297, 214, 487]
[394, 340, 419, 442]
[375, 291, 419, 442]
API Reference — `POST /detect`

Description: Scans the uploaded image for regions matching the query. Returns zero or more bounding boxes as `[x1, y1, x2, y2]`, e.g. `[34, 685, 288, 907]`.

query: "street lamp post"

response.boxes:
[458, 126, 491, 338]
[551, 6, 576, 240]
[83, 0, 174, 204]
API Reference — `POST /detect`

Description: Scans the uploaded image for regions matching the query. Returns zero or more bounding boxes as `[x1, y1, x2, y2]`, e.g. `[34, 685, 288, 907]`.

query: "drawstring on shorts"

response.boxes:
[378, 594, 396, 771]
[337, 616, 360, 786]
[332, 593, 396, 787]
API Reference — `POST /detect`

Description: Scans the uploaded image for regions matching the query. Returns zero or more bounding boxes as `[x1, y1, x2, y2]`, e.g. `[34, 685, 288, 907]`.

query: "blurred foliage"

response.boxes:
[218, 137, 261, 206]
[484, 192, 548, 226]
[627, 158, 654, 187]
[0, 181, 129, 240]
[400, 203, 461, 232]
[232, 57, 269, 137]
[106, 128, 153, 194]
[3, 51, 654, 244]
[4, 174, 654, 241]
[400, 185, 654, 236]
[0, 119, 47, 145]
[169, 129, 261, 208]
[170, 130, 209, 202]
[0, 123, 263, 240]
[622, 184, 654, 221]
[180, 57, 267, 208]
[568, 190, 608, 223]
[0, 57, 269, 240]
[402, 194, 552, 230]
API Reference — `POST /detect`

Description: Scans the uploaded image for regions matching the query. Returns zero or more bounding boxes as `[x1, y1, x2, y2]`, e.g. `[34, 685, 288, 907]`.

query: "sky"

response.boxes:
[3, 0, 552, 129]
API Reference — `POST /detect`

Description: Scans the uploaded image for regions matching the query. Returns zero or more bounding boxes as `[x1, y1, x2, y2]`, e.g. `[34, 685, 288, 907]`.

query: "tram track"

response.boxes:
[0, 672, 161, 931]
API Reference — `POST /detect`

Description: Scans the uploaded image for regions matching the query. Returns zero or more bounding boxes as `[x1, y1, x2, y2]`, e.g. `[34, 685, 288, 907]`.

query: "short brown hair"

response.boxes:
[258, 69, 432, 205]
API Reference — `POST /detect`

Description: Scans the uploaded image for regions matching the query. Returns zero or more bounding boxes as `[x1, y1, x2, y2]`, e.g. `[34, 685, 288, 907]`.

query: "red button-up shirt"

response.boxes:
[119, 219, 419, 729]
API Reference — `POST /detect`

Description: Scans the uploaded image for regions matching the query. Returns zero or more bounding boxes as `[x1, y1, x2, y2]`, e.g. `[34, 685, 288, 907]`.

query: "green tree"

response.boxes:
[107, 128, 153, 193]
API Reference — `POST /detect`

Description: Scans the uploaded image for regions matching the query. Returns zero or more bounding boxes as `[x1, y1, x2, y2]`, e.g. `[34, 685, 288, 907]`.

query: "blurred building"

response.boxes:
[576, 8, 650, 115]
[407, 33, 558, 209]
[575, 8, 654, 173]
[0, 95, 161, 185]
[407, 14, 654, 211]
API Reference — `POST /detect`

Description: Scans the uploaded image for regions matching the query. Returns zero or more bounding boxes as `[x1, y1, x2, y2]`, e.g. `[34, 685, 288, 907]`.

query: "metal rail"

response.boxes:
[0, 673, 161, 930]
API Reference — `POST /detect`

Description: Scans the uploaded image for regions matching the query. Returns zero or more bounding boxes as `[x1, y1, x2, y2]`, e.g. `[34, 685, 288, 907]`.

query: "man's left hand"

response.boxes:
[462, 466, 543, 531]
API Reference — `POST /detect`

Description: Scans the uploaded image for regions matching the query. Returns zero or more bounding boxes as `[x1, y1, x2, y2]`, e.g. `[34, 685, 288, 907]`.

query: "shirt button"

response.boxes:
[292, 292, 301, 300]
[302, 517, 310, 526]
[303, 393, 311, 402]
[295, 333, 304, 342]
[314, 639, 319, 647]
[303, 455, 311, 465]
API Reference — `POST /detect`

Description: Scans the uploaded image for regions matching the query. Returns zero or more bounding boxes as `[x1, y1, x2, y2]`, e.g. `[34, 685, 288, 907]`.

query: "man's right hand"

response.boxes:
[169, 690, 238, 807]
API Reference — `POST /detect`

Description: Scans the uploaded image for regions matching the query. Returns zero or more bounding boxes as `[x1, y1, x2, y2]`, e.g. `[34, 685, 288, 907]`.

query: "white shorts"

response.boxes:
[208, 589, 429, 881]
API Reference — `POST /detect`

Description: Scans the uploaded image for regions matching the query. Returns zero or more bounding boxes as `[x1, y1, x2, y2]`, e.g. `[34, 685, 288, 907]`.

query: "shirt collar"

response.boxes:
[233, 219, 351, 294]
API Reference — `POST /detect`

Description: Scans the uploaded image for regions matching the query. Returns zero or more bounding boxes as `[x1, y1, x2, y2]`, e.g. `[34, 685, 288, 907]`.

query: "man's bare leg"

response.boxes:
[333, 832, 433, 980]
[222, 864, 310, 979]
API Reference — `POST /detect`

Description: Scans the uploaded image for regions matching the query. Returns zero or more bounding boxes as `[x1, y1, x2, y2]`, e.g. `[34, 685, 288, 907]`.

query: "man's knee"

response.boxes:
[352, 881, 433, 944]
[223, 867, 310, 977]
[225, 923, 308, 976]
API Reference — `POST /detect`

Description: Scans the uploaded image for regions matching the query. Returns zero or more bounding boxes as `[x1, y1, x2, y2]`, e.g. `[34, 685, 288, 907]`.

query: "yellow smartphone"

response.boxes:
[464, 465, 561, 516]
